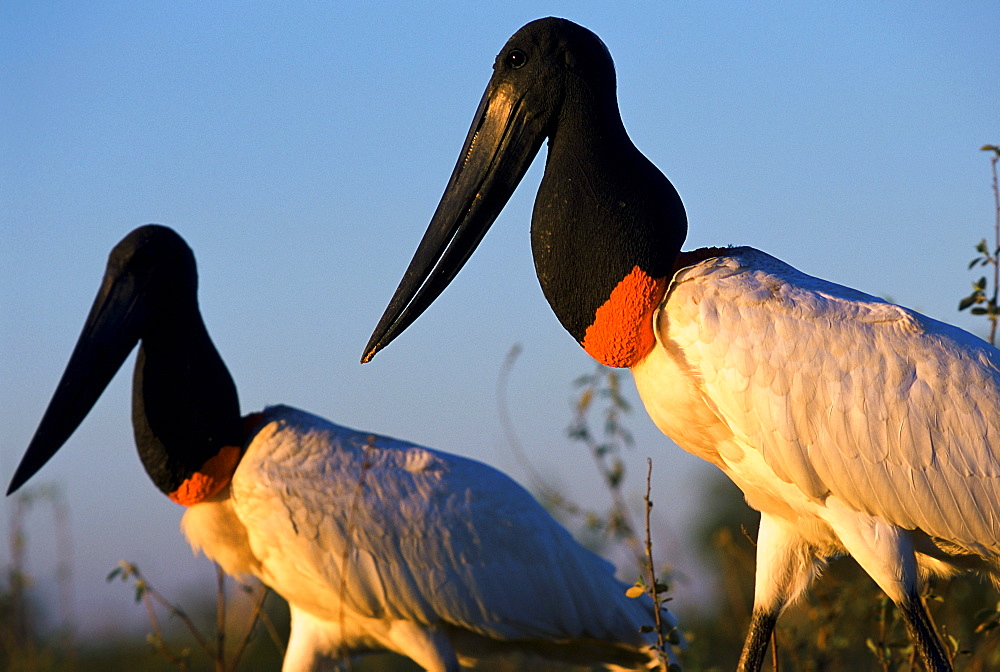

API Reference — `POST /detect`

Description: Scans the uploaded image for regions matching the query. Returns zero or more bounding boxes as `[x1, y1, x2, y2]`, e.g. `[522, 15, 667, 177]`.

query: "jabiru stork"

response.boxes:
[8, 225, 682, 672]
[362, 17, 1000, 672]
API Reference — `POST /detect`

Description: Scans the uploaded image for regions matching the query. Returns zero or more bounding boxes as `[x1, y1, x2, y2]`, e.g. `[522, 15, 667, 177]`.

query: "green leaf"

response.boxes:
[106, 567, 123, 582]
[972, 307, 988, 315]
[959, 295, 977, 311]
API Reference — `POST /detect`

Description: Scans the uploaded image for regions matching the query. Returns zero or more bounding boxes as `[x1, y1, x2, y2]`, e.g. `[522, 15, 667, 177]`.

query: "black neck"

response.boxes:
[530, 80, 687, 342]
[132, 304, 241, 495]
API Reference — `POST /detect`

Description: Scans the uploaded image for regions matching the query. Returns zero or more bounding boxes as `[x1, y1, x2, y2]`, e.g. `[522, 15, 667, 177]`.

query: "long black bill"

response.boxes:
[362, 79, 548, 363]
[7, 262, 145, 494]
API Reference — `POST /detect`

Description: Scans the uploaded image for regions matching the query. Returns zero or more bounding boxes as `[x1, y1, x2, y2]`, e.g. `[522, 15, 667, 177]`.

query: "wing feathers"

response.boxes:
[230, 405, 654, 645]
[662, 248, 1000, 552]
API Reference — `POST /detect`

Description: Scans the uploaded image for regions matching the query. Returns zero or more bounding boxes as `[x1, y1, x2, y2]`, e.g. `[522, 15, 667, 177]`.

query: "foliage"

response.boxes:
[105, 561, 281, 671]
[630, 458, 683, 671]
[958, 145, 1000, 345]
[499, 350, 683, 668]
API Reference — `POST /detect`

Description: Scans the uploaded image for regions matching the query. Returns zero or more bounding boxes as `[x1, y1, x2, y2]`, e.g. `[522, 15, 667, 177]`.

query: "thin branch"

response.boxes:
[135, 573, 193, 669]
[146, 585, 212, 654]
[988, 148, 999, 345]
[575, 367, 642, 560]
[642, 458, 669, 670]
[496, 344, 560, 500]
[110, 562, 213, 659]
[228, 584, 272, 671]
[215, 564, 226, 672]
[257, 602, 287, 655]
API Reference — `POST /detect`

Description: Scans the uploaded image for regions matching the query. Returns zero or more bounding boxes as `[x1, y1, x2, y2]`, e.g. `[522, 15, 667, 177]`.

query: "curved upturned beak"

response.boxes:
[362, 78, 548, 363]
[8, 265, 145, 494]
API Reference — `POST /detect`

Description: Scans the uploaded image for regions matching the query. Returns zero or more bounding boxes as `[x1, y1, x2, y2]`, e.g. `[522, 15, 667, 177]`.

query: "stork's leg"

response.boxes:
[737, 513, 819, 672]
[737, 608, 778, 672]
[821, 498, 952, 672]
[283, 605, 342, 672]
[898, 589, 952, 672]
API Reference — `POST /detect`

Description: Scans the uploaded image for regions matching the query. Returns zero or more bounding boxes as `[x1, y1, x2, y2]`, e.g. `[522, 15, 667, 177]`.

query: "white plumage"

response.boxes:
[634, 247, 1000, 610]
[359, 17, 999, 671]
[183, 404, 679, 671]
[8, 226, 682, 672]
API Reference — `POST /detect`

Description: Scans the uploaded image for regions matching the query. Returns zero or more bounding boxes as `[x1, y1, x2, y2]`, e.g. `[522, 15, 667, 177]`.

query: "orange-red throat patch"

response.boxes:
[168, 445, 242, 506]
[167, 413, 265, 506]
[581, 266, 666, 368]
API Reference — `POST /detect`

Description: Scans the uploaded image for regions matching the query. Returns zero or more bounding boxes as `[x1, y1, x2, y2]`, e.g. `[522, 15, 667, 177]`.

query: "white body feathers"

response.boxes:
[634, 247, 1000, 610]
[181, 405, 676, 671]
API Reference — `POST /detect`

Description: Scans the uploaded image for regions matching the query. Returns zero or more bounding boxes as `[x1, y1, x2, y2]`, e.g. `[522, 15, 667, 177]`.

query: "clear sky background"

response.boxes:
[2, 1, 998, 637]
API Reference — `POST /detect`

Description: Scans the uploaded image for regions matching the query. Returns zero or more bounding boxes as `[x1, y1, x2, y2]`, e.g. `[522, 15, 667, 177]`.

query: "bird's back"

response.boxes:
[638, 247, 1000, 564]
[185, 405, 675, 668]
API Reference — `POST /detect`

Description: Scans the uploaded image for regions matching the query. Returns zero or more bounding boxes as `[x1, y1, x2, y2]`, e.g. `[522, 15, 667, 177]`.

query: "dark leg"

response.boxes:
[898, 591, 952, 672]
[737, 607, 779, 672]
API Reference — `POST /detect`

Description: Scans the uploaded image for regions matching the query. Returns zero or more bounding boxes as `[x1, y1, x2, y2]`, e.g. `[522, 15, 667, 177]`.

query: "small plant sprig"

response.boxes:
[626, 459, 682, 671]
[107, 560, 276, 671]
[497, 348, 639, 549]
[570, 364, 641, 553]
[958, 144, 1000, 346]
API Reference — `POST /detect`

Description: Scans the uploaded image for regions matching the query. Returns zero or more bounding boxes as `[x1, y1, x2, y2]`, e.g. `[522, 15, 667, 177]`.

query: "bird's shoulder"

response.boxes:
[667, 246, 918, 333]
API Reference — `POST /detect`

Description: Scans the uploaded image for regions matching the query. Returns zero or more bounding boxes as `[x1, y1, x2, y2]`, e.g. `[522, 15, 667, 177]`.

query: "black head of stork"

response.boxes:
[8, 225, 243, 505]
[363, 17, 687, 368]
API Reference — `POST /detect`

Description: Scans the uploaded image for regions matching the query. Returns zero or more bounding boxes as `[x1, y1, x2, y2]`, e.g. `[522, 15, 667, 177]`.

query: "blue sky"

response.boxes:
[2, 1, 998, 636]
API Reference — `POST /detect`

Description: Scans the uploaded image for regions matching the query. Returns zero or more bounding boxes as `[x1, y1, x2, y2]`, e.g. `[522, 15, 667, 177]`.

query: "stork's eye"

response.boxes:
[506, 49, 527, 69]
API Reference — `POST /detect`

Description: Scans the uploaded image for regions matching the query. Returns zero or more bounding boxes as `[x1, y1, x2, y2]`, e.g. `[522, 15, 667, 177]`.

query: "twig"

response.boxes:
[961, 145, 1000, 345]
[641, 458, 670, 670]
[496, 344, 560, 501]
[257, 604, 286, 654]
[109, 562, 212, 659]
[139, 581, 190, 670]
[876, 596, 891, 672]
[228, 584, 272, 671]
[495, 348, 614, 539]
[987, 146, 1000, 345]
[215, 564, 226, 672]
[572, 365, 642, 559]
